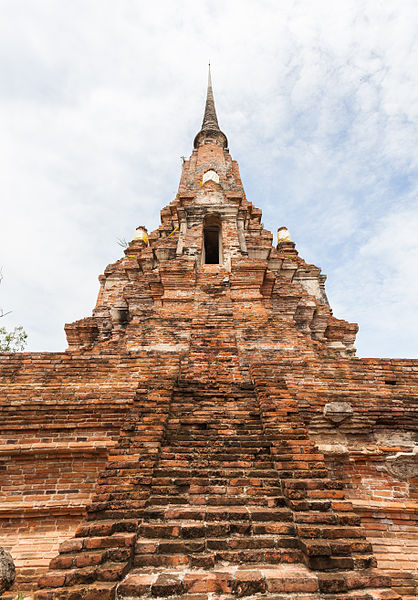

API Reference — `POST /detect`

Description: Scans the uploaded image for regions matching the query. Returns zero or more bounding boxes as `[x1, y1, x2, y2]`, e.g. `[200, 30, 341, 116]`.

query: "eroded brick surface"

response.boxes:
[1, 77, 416, 600]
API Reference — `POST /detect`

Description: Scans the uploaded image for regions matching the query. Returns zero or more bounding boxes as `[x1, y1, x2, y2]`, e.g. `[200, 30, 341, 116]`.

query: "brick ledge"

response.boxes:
[351, 499, 418, 513]
[0, 440, 116, 456]
[0, 502, 87, 518]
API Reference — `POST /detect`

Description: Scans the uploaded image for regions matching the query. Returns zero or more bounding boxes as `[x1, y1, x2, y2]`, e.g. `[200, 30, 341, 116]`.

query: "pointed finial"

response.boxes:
[201, 63, 219, 131]
[193, 64, 228, 149]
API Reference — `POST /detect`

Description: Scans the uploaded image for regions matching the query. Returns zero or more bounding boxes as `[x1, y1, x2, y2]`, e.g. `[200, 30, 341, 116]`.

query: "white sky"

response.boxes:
[0, 0, 417, 358]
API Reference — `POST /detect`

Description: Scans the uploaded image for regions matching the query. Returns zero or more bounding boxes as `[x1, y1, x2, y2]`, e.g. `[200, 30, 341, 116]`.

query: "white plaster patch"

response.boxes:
[202, 170, 220, 185]
[385, 447, 418, 481]
[126, 343, 189, 352]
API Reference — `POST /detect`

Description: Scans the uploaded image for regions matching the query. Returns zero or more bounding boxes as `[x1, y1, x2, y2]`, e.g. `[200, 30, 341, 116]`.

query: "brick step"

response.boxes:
[279, 469, 330, 479]
[167, 415, 262, 421]
[204, 496, 285, 507]
[147, 495, 190, 506]
[275, 464, 329, 475]
[150, 474, 282, 486]
[309, 555, 376, 572]
[135, 534, 300, 555]
[159, 448, 271, 457]
[148, 488, 280, 501]
[148, 494, 284, 507]
[170, 394, 255, 398]
[147, 489, 284, 501]
[133, 553, 208, 568]
[168, 407, 259, 413]
[171, 404, 258, 408]
[300, 542, 376, 572]
[207, 536, 299, 551]
[164, 435, 267, 443]
[74, 518, 138, 538]
[167, 434, 268, 442]
[268, 433, 314, 441]
[118, 587, 403, 600]
[294, 511, 361, 526]
[50, 549, 127, 570]
[162, 447, 269, 455]
[117, 564, 320, 598]
[296, 524, 366, 540]
[148, 484, 283, 496]
[287, 499, 332, 511]
[169, 405, 259, 411]
[168, 407, 261, 414]
[145, 493, 288, 514]
[285, 478, 345, 490]
[151, 476, 284, 490]
[167, 440, 272, 448]
[147, 495, 285, 507]
[285, 487, 345, 500]
[58, 532, 136, 555]
[153, 467, 280, 479]
[38, 560, 130, 588]
[317, 571, 397, 595]
[210, 548, 302, 565]
[283, 489, 345, 502]
[34, 582, 118, 600]
[158, 460, 275, 469]
[141, 504, 289, 521]
[163, 434, 268, 441]
[158, 456, 273, 465]
[168, 407, 257, 412]
[163, 430, 266, 437]
[138, 520, 296, 540]
[134, 547, 303, 568]
[165, 426, 264, 433]
[166, 416, 262, 423]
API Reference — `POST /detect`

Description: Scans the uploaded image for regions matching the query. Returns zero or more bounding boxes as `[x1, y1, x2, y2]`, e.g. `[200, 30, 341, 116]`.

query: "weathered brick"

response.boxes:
[1, 72, 414, 600]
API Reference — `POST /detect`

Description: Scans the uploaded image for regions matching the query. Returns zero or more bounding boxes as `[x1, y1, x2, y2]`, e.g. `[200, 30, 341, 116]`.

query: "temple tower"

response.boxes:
[66, 65, 357, 359]
[1, 69, 416, 600]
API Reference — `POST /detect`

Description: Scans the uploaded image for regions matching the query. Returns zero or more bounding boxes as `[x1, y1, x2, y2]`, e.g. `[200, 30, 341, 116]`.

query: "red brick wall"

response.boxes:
[289, 357, 418, 600]
[0, 351, 180, 591]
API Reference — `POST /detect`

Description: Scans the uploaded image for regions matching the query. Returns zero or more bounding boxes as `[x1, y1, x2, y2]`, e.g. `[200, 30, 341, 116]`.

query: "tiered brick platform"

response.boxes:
[28, 383, 400, 600]
[1, 70, 416, 599]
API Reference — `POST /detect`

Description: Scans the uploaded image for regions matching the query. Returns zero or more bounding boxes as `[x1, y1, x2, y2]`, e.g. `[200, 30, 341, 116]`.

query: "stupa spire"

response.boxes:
[202, 63, 220, 130]
[193, 64, 228, 149]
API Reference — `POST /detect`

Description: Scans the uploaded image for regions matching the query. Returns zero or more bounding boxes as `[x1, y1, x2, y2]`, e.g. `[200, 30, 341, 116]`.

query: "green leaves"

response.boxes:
[0, 325, 28, 352]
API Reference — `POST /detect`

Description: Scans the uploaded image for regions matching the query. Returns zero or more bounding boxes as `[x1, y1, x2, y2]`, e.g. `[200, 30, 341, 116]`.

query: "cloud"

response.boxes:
[0, 0, 417, 356]
[328, 203, 418, 358]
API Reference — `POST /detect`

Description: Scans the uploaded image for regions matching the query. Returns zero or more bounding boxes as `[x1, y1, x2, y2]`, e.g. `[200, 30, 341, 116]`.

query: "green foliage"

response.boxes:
[116, 237, 131, 249]
[0, 325, 28, 352]
[0, 268, 27, 352]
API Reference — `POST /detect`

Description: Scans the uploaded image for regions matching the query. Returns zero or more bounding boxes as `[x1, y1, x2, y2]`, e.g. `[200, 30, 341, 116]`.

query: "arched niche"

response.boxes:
[202, 170, 220, 185]
[202, 214, 222, 265]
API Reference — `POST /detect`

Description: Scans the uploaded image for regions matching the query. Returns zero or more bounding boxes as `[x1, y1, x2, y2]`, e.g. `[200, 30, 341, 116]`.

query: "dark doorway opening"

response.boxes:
[202, 214, 222, 265]
[204, 226, 220, 264]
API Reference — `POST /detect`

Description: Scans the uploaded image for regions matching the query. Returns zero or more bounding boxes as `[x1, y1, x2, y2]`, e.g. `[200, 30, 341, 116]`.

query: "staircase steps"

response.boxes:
[115, 565, 399, 600]
[35, 383, 399, 600]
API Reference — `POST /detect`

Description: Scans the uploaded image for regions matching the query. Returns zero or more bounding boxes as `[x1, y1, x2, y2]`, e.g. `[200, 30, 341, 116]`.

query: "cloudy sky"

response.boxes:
[1, 0, 417, 358]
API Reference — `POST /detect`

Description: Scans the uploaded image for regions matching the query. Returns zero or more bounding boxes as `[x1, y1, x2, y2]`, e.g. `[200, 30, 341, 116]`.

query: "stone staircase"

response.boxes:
[33, 303, 401, 600]
[33, 380, 400, 600]
[117, 382, 315, 599]
[131, 384, 301, 570]
[115, 382, 398, 600]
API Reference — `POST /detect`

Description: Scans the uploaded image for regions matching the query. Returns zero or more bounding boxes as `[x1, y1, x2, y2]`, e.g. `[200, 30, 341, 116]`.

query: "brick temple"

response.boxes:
[1, 69, 417, 600]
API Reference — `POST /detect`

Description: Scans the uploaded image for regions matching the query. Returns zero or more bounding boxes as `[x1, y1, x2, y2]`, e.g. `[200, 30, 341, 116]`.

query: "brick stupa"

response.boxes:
[1, 68, 417, 600]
